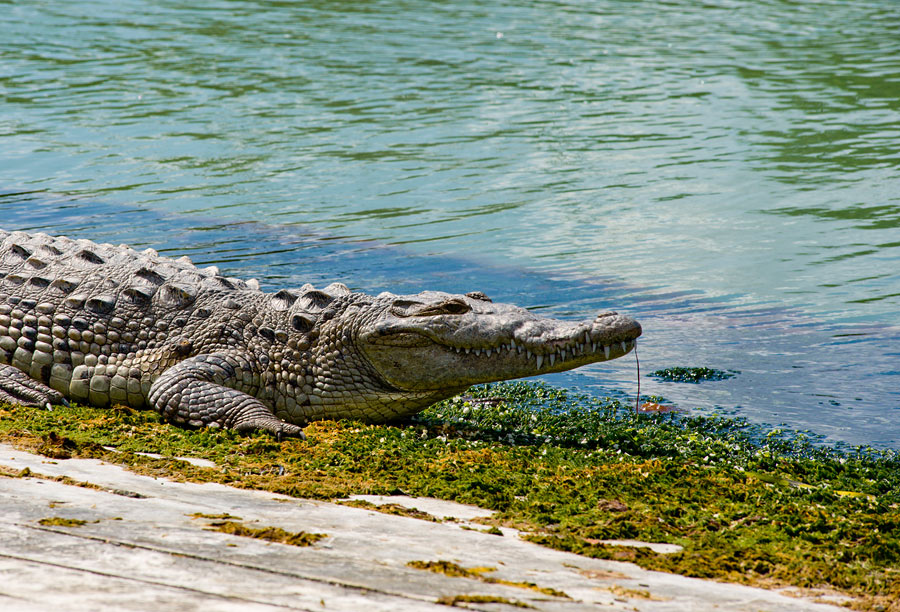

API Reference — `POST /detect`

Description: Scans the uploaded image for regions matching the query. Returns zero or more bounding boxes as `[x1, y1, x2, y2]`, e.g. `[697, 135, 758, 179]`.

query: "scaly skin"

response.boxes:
[0, 229, 641, 438]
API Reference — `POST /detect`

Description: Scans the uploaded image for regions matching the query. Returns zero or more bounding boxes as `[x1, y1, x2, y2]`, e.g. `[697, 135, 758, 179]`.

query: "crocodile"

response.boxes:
[0, 229, 641, 438]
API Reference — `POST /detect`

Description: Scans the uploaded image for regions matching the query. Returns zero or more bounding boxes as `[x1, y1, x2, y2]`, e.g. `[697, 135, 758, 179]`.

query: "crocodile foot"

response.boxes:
[232, 415, 306, 441]
[0, 364, 67, 410]
[148, 353, 307, 440]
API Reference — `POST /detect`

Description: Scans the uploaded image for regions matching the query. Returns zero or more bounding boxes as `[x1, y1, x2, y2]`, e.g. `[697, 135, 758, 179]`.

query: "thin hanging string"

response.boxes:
[633, 340, 641, 414]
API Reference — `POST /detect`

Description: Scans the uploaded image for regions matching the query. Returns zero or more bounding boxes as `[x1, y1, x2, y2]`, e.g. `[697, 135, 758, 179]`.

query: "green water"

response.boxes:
[2, 0, 899, 445]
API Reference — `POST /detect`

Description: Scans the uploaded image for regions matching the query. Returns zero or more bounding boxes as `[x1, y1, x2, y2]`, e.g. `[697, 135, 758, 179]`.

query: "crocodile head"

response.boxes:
[282, 288, 641, 423]
[356, 290, 641, 394]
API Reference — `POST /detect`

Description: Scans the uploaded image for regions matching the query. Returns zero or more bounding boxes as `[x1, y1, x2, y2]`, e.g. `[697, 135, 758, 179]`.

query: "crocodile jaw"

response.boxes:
[359, 301, 642, 392]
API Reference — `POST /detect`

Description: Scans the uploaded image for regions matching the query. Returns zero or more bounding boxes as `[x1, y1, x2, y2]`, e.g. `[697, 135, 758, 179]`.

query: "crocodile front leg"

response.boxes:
[148, 353, 305, 439]
[0, 364, 66, 409]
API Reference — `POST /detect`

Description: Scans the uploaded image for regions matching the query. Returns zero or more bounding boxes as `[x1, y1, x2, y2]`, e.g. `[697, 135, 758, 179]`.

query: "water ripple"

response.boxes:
[2, 0, 899, 443]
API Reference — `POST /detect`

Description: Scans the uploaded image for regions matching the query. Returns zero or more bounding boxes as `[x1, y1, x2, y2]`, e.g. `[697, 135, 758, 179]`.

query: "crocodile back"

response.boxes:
[0, 230, 261, 406]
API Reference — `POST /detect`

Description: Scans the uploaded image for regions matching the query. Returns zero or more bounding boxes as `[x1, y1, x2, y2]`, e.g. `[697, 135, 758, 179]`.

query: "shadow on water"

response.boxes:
[3, 192, 898, 449]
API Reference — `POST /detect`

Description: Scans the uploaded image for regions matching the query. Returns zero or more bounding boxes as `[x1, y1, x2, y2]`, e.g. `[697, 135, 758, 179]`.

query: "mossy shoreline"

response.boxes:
[1, 381, 897, 611]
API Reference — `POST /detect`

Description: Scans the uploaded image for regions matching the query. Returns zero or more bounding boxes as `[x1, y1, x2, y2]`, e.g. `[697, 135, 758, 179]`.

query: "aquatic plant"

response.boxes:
[649, 367, 738, 383]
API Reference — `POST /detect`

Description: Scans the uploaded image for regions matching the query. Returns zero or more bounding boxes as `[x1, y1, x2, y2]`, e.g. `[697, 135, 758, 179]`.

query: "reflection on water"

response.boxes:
[1, 1, 899, 446]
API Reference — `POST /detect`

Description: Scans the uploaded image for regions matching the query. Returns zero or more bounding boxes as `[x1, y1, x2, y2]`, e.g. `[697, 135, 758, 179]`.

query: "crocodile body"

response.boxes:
[0, 229, 641, 438]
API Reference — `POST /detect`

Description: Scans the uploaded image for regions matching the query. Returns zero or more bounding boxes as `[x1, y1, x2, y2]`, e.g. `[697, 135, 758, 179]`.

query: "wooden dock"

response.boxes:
[0, 443, 847, 611]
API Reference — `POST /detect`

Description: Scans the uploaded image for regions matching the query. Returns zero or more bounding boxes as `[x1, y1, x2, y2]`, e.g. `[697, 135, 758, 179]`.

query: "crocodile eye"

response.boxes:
[390, 300, 424, 317]
[439, 299, 470, 315]
[390, 298, 471, 317]
[414, 299, 470, 316]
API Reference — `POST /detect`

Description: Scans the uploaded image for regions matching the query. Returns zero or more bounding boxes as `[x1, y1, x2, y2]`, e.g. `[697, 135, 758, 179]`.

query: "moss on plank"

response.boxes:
[38, 517, 88, 527]
[436, 594, 533, 608]
[407, 560, 569, 598]
[338, 499, 441, 522]
[199, 519, 326, 547]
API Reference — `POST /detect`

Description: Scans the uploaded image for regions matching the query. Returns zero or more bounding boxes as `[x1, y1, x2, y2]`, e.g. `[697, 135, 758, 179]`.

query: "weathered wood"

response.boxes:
[0, 444, 846, 612]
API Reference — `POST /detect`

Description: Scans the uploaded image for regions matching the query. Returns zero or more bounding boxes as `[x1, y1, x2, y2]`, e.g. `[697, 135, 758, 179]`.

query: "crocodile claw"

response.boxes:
[0, 364, 66, 409]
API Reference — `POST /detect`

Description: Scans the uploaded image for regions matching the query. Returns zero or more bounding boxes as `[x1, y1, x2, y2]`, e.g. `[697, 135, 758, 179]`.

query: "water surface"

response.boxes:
[2, 0, 898, 446]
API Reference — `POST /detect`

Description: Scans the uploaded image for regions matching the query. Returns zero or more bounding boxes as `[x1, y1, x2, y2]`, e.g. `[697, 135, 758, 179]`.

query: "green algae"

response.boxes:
[649, 367, 738, 383]
[1, 383, 899, 611]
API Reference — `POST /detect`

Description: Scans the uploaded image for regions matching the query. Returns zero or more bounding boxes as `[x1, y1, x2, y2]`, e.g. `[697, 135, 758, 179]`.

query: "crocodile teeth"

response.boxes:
[621, 341, 627, 352]
[549, 354, 556, 367]
[465, 347, 471, 354]
[604, 345, 610, 359]
[511, 339, 518, 351]
[526, 350, 533, 359]
[559, 349, 566, 360]
[486, 348, 492, 357]
[591, 342, 597, 352]
[536, 354, 543, 369]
